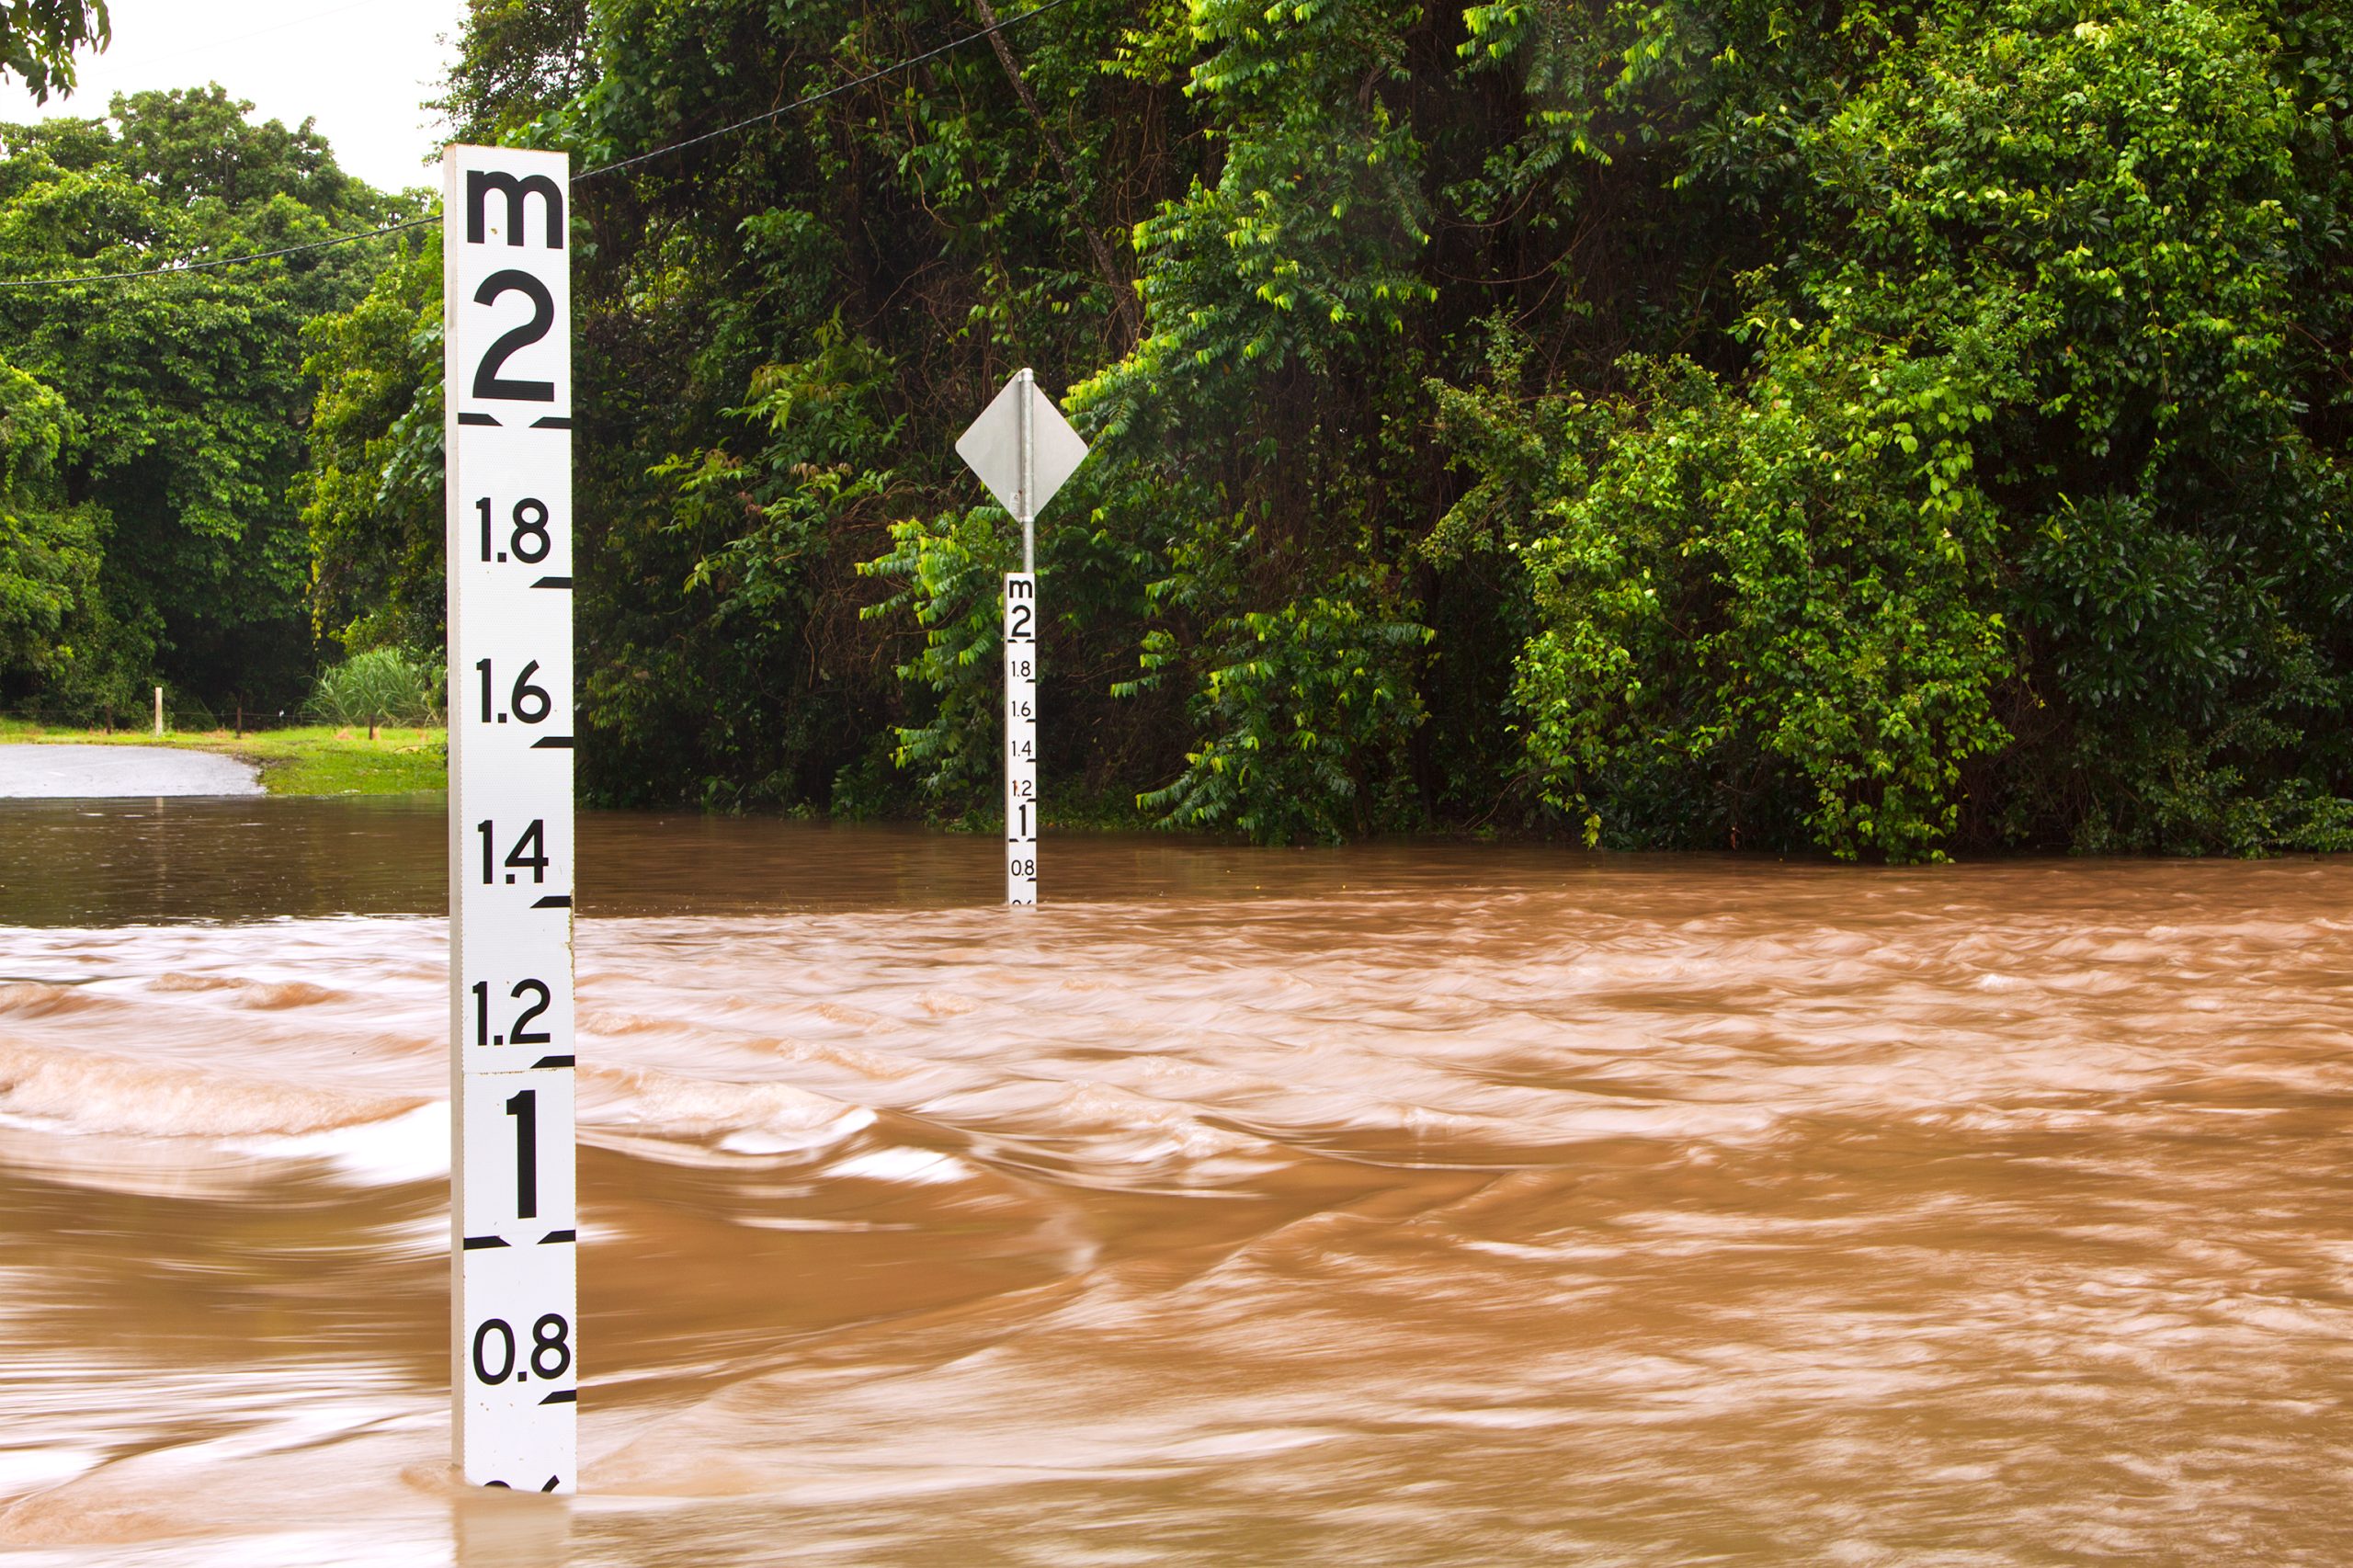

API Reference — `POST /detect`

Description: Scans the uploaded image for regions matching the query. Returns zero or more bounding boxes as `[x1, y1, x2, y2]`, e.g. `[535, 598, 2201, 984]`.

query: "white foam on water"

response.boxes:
[0, 1528, 449, 1568]
[716, 1120, 874, 1156]
[0, 1445, 100, 1496]
[0, 1039, 420, 1143]
[242, 1101, 450, 1186]
[828, 1146, 972, 1185]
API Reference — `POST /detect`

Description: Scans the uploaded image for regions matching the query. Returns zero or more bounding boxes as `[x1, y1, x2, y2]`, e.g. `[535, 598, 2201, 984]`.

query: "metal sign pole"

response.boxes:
[1017, 367, 1035, 574]
[1008, 367, 1039, 904]
[444, 143, 580, 1493]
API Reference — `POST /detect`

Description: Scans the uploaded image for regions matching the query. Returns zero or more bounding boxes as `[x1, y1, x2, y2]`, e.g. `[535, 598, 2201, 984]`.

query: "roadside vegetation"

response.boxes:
[1, 0, 2347, 858]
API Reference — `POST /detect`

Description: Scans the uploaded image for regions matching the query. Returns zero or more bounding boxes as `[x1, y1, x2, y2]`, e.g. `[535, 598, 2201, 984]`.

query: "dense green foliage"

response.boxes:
[0, 87, 410, 719]
[52, 0, 2353, 855]
[1437, 0, 2353, 856]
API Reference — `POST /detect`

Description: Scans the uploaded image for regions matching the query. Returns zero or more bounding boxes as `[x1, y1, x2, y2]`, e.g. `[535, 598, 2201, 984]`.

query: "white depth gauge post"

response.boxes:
[444, 144, 579, 1492]
[955, 369, 1088, 905]
[1005, 568, 1039, 903]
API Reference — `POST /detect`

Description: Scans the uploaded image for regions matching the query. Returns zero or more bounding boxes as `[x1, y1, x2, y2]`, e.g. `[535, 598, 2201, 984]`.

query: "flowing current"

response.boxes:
[2, 796, 2349, 1565]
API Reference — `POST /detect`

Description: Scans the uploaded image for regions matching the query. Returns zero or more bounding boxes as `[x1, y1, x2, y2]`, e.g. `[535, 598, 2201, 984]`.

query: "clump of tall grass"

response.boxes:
[308, 648, 442, 738]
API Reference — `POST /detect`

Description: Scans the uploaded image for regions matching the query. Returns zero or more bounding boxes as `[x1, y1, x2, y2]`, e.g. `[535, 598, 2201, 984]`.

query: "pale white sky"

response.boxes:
[0, 0, 472, 193]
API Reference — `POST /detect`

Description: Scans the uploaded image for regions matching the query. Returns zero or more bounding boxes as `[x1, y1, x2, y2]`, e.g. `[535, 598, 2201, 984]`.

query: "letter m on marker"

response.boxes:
[467, 171, 564, 248]
[1006, 578, 1034, 600]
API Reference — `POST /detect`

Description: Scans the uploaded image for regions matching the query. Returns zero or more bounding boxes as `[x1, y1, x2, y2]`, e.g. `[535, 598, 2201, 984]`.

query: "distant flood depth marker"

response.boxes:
[443, 144, 579, 1493]
[956, 369, 1089, 905]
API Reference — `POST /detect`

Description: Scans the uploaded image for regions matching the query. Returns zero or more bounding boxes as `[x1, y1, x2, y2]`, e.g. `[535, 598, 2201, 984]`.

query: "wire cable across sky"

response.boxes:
[0, 0, 1080, 291]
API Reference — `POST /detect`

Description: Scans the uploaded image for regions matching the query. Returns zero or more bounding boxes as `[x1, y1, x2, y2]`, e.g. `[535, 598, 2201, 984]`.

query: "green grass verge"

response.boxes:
[0, 720, 448, 795]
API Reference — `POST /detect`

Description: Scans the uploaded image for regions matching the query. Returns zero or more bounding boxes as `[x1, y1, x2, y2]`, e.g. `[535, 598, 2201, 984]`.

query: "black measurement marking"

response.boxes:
[462, 1235, 509, 1250]
[532, 894, 571, 910]
[458, 412, 500, 426]
[479, 818, 549, 884]
[531, 575, 572, 590]
[530, 736, 573, 749]
[540, 1229, 576, 1244]
[464, 169, 563, 247]
[532, 415, 572, 429]
[471, 270, 555, 402]
[506, 1089, 538, 1220]
[472, 979, 550, 1048]
[540, 1392, 575, 1407]
[510, 981, 551, 1043]
[531, 1053, 574, 1069]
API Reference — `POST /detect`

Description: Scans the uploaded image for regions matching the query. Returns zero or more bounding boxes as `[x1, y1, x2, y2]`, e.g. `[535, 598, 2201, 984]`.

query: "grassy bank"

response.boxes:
[0, 721, 447, 795]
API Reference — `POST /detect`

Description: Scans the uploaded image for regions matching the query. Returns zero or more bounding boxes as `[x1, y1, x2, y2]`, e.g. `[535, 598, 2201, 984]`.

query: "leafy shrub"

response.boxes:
[1435, 0, 2353, 858]
[859, 504, 1013, 820]
[1125, 566, 1432, 845]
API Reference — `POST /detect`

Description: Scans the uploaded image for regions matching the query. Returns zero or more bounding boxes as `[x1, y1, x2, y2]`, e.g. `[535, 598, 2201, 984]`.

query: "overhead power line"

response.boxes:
[575, 0, 1081, 182]
[0, 0, 1081, 291]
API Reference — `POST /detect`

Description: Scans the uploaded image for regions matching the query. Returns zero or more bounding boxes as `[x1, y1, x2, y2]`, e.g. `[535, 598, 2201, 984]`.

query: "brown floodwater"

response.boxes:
[2, 796, 2349, 1564]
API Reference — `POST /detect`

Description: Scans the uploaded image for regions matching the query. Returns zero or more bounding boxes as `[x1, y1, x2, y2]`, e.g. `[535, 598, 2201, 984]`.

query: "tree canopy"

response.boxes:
[0, 86, 408, 718]
[13, 0, 2350, 858]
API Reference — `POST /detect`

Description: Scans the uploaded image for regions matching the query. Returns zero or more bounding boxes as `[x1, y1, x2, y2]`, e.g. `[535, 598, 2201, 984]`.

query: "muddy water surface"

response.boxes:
[2, 797, 2349, 1564]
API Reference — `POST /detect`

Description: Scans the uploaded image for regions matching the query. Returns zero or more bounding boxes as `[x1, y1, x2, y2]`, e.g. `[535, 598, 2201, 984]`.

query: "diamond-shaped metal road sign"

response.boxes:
[955, 371, 1089, 523]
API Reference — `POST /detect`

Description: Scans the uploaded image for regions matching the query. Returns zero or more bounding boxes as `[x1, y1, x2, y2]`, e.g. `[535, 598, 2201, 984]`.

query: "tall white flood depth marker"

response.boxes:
[444, 144, 578, 1493]
[956, 369, 1088, 905]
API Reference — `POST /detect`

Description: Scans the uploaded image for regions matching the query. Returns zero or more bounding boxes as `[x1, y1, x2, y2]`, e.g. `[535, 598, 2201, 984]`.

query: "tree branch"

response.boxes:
[970, 0, 1141, 347]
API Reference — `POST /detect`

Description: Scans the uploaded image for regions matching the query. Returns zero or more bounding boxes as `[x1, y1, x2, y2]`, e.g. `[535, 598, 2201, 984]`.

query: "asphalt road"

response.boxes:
[0, 744, 263, 799]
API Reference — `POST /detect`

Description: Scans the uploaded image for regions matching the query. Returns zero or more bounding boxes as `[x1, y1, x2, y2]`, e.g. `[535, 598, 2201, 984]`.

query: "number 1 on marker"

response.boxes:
[505, 1089, 537, 1219]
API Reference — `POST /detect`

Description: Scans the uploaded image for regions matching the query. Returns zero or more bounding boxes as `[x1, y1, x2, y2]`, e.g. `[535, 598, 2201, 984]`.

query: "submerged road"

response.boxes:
[0, 743, 262, 798]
